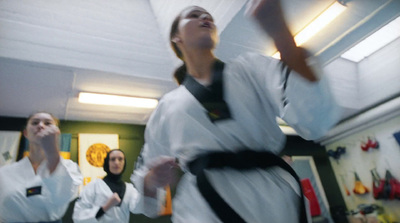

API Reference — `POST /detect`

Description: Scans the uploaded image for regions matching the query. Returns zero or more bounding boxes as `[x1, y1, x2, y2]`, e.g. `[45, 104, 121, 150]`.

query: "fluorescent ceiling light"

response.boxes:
[276, 117, 298, 135]
[272, 1, 347, 59]
[341, 16, 400, 62]
[279, 125, 298, 135]
[78, 92, 158, 109]
[294, 2, 346, 46]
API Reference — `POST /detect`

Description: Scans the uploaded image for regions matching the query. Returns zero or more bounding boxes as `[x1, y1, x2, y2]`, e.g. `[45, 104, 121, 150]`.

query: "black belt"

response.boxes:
[188, 150, 307, 223]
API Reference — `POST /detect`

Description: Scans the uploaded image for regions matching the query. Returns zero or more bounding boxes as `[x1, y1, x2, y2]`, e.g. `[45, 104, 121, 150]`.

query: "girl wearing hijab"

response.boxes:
[131, 1, 341, 223]
[0, 112, 82, 223]
[73, 149, 157, 222]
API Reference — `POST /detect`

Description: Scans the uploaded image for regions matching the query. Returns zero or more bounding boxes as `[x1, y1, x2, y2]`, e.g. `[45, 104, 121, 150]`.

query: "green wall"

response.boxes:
[0, 116, 346, 222]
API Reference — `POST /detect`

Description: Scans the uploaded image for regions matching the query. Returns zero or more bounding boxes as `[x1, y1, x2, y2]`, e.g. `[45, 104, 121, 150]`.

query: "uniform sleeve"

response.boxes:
[130, 99, 172, 217]
[38, 157, 83, 206]
[281, 62, 342, 140]
[235, 52, 342, 140]
[72, 181, 102, 223]
[126, 183, 159, 217]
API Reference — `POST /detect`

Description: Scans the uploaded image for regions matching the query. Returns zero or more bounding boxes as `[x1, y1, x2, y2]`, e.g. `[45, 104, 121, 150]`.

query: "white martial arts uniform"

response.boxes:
[131, 53, 342, 223]
[73, 178, 158, 223]
[0, 156, 83, 222]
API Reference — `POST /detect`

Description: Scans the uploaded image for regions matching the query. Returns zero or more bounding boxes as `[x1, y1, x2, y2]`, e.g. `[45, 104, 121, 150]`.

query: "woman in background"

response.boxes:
[0, 112, 83, 222]
[73, 149, 158, 222]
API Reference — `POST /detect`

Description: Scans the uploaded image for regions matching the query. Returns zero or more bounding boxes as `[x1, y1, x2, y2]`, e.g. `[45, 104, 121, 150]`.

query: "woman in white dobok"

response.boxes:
[73, 149, 157, 223]
[0, 112, 82, 223]
[131, 1, 342, 222]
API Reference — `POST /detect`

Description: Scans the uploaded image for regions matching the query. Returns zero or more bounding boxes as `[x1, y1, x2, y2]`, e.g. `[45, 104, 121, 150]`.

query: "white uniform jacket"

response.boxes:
[73, 178, 158, 223]
[131, 53, 342, 223]
[0, 156, 83, 222]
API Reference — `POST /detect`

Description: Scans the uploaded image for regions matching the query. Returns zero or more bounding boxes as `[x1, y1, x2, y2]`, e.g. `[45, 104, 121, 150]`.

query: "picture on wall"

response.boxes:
[0, 131, 21, 167]
[78, 133, 119, 186]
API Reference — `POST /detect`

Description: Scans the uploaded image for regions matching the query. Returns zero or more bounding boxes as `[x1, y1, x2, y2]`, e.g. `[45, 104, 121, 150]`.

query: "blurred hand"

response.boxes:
[36, 124, 60, 173]
[246, 0, 317, 81]
[246, 0, 286, 38]
[37, 124, 60, 156]
[144, 156, 180, 197]
[246, 0, 278, 16]
[103, 193, 121, 212]
[282, 155, 293, 166]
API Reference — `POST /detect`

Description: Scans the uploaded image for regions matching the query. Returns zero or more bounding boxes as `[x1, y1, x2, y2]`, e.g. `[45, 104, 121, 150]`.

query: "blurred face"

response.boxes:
[108, 150, 125, 175]
[175, 6, 218, 52]
[24, 112, 58, 143]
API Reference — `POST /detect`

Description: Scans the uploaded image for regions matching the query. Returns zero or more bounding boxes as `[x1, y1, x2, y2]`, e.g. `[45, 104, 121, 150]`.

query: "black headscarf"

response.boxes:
[103, 149, 126, 204]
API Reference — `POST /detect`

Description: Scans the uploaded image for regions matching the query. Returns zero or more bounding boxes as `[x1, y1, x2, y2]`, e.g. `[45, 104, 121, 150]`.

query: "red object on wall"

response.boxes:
[360, 136, 379, 151]
[360, 142, 369, 151]
[367, 138, 379, 149]
[301, 178, 322, 216]
[385, 170, 400, 200]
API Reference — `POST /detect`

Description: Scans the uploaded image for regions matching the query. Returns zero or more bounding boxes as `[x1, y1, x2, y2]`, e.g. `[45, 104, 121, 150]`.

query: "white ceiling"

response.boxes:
[0, 0, 399, 127]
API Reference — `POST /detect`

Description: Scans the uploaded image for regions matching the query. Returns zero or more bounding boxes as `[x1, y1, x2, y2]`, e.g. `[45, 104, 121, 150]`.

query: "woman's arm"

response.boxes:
[37, 124, 61, 173]
[248, 0, 317, 82]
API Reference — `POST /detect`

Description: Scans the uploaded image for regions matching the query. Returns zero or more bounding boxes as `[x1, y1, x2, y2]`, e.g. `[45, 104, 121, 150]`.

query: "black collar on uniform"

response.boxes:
[182, 60, 232, 122]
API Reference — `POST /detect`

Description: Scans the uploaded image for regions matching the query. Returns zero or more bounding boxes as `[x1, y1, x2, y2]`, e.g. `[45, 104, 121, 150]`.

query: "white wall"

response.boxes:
[325, 115, 400, 219]
[322, 37, 400, 120]
[358, 38, 400, 108]
[321, 37, 400, 220]
[324, 58, 359, 110]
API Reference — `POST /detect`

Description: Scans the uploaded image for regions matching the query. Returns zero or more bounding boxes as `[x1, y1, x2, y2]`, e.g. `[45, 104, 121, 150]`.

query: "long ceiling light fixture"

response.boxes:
[340, 16, 400, 63]
[272, 1, 347, 59]
[78, 92, 158, 109]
